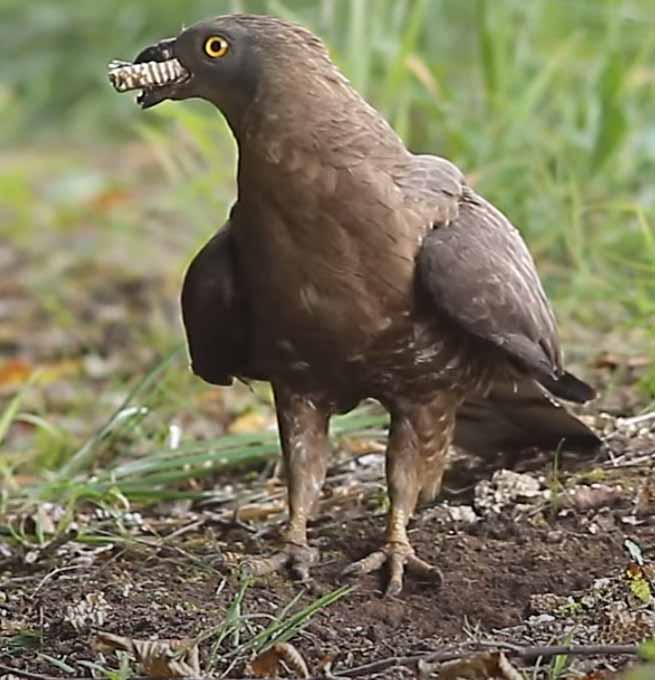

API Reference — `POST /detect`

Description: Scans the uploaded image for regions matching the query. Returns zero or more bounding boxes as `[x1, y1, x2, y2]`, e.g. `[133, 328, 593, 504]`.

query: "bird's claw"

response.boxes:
[341, 541, 443, 597]
[242, 542, 319, 582]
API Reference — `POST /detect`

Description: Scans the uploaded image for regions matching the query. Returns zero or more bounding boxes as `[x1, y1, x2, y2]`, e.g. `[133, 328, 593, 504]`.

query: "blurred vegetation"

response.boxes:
[2, 0, 652, 314]
[0, 0, 653, 500]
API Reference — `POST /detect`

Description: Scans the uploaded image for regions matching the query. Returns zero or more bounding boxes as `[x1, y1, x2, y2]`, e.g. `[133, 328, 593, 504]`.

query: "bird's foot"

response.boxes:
[341, 540, 443, 597]
[242, 541, 319, 582]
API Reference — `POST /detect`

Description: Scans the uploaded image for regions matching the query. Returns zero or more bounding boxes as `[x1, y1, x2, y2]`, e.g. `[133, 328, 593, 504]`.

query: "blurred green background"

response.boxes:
[0, 0, 653, 496]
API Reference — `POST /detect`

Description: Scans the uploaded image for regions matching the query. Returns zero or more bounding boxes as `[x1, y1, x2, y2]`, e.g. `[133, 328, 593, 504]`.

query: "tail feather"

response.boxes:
[454, 378, 600, 455]
[539, 371, 596, 404]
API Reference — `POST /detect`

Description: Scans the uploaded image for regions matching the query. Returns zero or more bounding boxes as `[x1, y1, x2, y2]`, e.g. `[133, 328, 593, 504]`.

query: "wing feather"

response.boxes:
[417, 188, 561, 379]
[413, 158, 593, 401]
[181, 220, 251, 385]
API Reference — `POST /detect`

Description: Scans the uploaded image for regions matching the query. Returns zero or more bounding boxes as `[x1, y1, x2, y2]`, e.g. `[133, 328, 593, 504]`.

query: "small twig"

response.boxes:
[619, 412, 655, 427]
[29, 565, 86, 599]
[603, 412, 655, 442]
[478, 640, 639, 660]
[604, 453, 655, 469]
[163, 518, 206, 541]
[330, 649, 467, 677]
[0, 665, 88, 680]
[327, 642, 640, 677]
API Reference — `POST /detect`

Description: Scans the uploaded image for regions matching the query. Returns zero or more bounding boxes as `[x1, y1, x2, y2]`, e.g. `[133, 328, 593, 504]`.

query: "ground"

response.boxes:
[3, 415, 655, 678]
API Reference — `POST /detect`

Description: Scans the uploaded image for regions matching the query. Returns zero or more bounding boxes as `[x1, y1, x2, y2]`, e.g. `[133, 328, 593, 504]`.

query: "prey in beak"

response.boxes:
[108, 38, 190, 109]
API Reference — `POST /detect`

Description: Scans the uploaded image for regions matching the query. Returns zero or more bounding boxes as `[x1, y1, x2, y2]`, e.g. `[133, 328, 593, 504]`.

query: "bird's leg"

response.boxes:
[244, 385, 330, 582]
[343, 396, 456, 596]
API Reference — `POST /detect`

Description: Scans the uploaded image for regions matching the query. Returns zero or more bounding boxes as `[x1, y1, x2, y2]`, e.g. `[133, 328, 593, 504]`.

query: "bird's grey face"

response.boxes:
[109, 18, 261, 122]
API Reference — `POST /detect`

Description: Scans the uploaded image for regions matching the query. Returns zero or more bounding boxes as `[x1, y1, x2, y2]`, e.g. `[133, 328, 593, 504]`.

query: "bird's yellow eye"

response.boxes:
[204, 36, 230, 58]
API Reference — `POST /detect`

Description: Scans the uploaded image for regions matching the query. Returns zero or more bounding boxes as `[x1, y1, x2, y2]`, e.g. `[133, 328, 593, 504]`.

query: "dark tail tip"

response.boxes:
[541, 371, 596, 404]
[455, 378, 601, 456]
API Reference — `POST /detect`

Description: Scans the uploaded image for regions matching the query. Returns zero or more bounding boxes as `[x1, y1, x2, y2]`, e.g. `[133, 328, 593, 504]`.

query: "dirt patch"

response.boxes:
[3, 448, 655, 679]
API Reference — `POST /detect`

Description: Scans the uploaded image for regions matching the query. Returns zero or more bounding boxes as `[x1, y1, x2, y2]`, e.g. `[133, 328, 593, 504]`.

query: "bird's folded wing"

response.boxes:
[180, 220, 251, 385]
[416, 181, 562, 382]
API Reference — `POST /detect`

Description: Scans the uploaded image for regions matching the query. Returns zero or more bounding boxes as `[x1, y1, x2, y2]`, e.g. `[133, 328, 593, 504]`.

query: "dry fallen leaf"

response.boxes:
[341, 437, 386, 455]
[317, 650, 338, 676]
[228, 410, 273, 434]
[96, 631, 200, 678]
[249, 642, 310, 678]
[636, 469, 655, 517]
[0, 358, 32, 388]
[428, 651, 522, 680]
[89, 187, 130, 212]
[625, 563, 653, 604]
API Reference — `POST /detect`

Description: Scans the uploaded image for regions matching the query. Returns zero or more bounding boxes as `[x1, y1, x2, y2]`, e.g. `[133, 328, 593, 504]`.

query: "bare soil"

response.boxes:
[3, 429, 655, 679]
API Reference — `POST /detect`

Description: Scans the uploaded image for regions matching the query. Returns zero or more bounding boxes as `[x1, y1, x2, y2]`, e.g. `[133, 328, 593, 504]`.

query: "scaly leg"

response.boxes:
[343, 394, 457, 596]
[245, 385, 331, 581]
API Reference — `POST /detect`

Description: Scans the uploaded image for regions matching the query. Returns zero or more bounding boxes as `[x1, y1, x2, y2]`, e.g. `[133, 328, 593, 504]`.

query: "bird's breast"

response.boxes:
[231, 183, 418, 380]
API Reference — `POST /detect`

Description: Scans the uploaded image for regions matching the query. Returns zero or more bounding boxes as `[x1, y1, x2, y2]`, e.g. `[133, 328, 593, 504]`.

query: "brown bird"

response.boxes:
[109, 14, 600, 595]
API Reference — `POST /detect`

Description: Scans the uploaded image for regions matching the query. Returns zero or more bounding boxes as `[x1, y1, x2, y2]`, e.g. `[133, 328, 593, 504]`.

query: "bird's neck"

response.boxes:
[233, 72, 408, 199]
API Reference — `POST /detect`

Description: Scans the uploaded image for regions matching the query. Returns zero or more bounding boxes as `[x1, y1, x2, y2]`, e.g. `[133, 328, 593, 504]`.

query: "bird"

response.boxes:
[109, 14, 600, 596]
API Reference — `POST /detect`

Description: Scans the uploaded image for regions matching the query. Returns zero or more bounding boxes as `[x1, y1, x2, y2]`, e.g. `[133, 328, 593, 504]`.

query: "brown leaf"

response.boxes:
[342, 437, 386, 455]
[95, 632, 200, 678]
[317, 651, 338, 674]
[437, 651, 521, 680]
[249, 642, 310, 678]
[228, 410, 273, 434]
[636, 471, 655, 517]
[0, 358, 32, 387]
[89, 187, 130, 212]
[95, 631, 134, 653]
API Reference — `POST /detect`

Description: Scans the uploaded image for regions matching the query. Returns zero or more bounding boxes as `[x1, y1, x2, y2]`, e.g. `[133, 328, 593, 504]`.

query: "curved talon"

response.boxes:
[342, 542, 443, 596]
[242, 542, 318, 582]
[290, 560, 311, 582]
[407, 554, 443, 582]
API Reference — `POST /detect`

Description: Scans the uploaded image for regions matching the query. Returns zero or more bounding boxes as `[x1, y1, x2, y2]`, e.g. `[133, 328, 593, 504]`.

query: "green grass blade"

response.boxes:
[591, 50, 630, 171]
[56, 347, 182, 479]
[0, 371, 42, 446]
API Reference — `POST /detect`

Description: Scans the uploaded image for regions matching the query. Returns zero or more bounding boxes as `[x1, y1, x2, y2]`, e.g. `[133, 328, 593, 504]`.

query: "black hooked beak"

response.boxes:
[108, 37, 190, 109]
[134, 37, 177, 65]
[135, 38, 181, 109]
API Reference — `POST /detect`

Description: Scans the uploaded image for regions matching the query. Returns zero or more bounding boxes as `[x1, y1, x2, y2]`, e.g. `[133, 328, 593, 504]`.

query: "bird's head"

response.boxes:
[109, 14, 341, 131]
